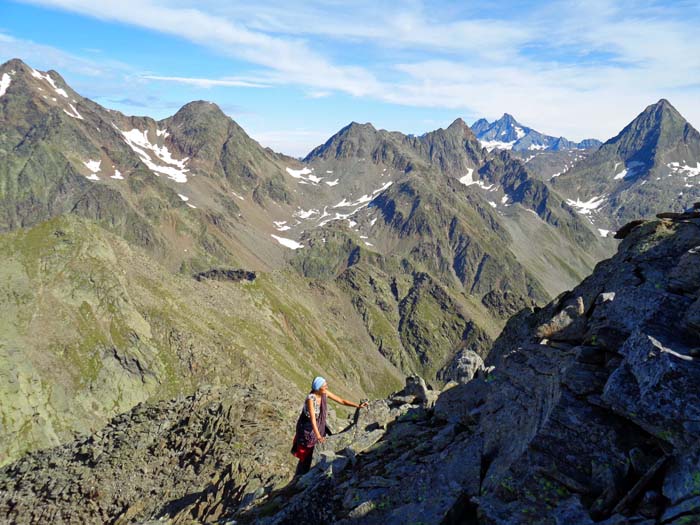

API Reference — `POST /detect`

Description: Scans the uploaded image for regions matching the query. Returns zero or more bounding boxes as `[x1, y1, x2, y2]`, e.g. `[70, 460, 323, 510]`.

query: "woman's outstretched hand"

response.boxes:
[359, 401, 369, 409]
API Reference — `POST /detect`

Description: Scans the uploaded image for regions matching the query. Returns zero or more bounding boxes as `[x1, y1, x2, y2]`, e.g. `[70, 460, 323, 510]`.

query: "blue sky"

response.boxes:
[1, 0, 699, 157]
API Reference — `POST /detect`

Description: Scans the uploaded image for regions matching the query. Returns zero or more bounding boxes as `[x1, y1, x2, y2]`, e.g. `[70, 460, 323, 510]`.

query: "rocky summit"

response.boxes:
[1, 54, 700, 525]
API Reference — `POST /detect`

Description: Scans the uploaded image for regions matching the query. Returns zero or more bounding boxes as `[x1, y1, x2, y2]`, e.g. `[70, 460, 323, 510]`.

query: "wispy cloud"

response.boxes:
[0, 31, 123, 76]
[19, 0, 383, 96]
[142, 75, 270, 88]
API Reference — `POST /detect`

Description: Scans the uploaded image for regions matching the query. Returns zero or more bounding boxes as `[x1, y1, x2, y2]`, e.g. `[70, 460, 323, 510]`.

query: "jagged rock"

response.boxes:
[603, 332, 700, 448]
[438, 348, 485, 384]
[390, 375, 439, 408]
[535, 296, 586, 341]
[596, 291, 616, 303]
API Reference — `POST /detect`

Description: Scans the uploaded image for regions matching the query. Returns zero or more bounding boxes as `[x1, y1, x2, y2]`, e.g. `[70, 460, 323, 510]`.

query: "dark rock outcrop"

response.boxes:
[193, 268, 257, 282]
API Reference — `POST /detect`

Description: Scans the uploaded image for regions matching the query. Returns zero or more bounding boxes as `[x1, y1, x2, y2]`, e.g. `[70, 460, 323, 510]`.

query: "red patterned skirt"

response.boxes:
[291, 435, 314, 462]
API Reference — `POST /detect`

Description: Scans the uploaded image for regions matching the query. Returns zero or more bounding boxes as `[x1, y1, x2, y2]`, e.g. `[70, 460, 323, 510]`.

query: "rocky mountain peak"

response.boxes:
[635, 98, 686, 132]
[551, 98, 700, 230]
[341, 120, 378, 136]
[499, 112, 517, 124]
[471, 112, 601, 152]
[303, 121, 382, 161]
[447, 117, 468, 129]
[445, 118, 476, 141]
[0, 58, 75, 103]
[0, 57, 29, 74]
[601, 98, 697, 162]
[169, 99, 230, 127]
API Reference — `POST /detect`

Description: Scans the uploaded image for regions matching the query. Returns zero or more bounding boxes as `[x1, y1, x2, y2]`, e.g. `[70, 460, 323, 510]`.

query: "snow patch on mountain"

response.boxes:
[271, 235, 304, 249]
[31, 69, 68, 98]
[286, 167, 312, 177]
[83, 159, 101, 181]
[669, 161, 700, 178]
[566, 195, 607, 214]
[63, 103, 83, 120]
[118, 127, 190, 183]
[479, 139, 515, 152]
[333, 182, 393, 209]
[613, 161, 645, 180]
[177, 194, 189, 202]
[325, 179, 339, 186]
[110, 169, 124, 180]
[0, 73, 11, 97]
[459, 169, 494, 190]
[295, 208, 319, 219]
[286, 166, 323, 184]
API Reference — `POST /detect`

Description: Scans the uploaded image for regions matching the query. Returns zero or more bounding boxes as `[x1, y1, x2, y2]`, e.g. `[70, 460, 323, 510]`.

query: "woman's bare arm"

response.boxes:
[307, 397, 325, 443]
[326, 390, 368, 408]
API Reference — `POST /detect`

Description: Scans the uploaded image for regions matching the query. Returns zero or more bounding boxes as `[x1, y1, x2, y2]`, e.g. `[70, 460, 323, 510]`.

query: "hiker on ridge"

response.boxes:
[291, 376, 368, 475]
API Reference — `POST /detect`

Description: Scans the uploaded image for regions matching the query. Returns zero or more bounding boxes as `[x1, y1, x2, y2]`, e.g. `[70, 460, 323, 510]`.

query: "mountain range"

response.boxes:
[0, 55, 699, 523]
[0, 57, 618, 464]
[471, 113, 602, 152]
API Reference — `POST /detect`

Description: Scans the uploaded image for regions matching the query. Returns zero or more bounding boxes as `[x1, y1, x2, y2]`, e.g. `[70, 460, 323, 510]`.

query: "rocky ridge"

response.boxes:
[240, 209, 700, 524]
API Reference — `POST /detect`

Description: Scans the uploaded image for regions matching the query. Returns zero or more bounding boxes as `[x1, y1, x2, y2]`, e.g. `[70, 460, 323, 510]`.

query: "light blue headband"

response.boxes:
[312, 376, 326, 391]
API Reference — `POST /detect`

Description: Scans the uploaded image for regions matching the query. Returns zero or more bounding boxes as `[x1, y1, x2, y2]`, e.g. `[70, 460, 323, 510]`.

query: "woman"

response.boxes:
[291, 376, 368, 475]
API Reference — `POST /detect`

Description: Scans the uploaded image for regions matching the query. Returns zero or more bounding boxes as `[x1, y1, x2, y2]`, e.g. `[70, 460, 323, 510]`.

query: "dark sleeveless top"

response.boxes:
[295, 392, 327, 447]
